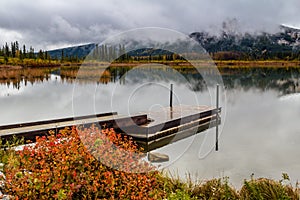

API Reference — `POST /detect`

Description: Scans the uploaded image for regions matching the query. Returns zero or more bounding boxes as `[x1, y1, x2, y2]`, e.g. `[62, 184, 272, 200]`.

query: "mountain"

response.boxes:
[47, 44, 174, 60]
[47, 43, 95, 59]
[190, 25, 300, 60]
[46, 25, 300, 61]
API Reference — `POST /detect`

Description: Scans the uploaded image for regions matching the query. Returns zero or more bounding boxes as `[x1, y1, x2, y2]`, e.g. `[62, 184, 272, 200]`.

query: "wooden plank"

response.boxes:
[147, 108, 218, 136]
[0, 105, 221, 152]
[0, 114, 148, 143]
[0, 112, 117, 130]
[125, 106, 220, 140]
[138, 117, 221, 152]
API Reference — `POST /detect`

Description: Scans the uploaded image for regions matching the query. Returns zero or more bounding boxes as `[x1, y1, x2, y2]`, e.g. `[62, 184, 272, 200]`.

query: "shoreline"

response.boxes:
[1, 60, 300, 69]
[214, 60, 300, 67]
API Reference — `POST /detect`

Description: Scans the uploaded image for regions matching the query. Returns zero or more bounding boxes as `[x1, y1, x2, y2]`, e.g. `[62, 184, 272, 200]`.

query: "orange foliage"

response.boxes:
[4, 126, 165, 199]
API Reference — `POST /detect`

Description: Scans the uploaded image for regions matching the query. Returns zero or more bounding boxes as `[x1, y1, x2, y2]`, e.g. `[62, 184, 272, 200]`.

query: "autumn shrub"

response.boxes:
[2, 126, 300, 199]
[3, 126, 166, 199]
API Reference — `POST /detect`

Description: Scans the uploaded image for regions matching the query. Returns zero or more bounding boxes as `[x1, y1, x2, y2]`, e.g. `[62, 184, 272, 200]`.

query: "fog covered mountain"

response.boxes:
[47, 25, 300, 60]
[190, 24, 300, 60]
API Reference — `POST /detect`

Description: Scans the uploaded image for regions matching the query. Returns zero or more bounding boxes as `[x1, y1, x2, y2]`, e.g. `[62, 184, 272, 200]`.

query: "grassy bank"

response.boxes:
[57, 59, 300, 68]
[0, 57, 61, 68]
[1, 56, 300, 69]
[214, 60, 300, 68]
[0, 126, 299, 199]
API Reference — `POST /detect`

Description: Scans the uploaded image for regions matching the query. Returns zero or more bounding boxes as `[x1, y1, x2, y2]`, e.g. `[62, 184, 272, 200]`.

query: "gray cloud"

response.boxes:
[0, 0, 299, 50]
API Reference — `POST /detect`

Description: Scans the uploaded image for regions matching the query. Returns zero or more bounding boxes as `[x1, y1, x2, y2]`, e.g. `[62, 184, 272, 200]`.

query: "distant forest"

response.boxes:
[0, 41, 46, 62]
[0, 42, 182, 64]
[0, 41, 76, 64]
[1, 24, 300, 65]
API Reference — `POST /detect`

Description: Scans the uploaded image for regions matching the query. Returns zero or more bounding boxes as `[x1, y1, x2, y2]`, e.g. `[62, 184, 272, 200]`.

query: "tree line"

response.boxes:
[3, 37, 299, 65]
[0, 41, 50, 60]
[0, 41, 50, 63]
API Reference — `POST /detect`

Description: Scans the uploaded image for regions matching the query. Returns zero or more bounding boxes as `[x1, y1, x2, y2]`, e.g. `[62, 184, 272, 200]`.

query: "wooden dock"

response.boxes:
[0, 112, 148, 142]
[127, 105, 221, 151]
[0, 105, 221, 151]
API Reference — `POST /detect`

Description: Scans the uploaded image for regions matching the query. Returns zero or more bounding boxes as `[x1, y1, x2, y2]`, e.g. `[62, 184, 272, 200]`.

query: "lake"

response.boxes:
[1, 66, 300, 187]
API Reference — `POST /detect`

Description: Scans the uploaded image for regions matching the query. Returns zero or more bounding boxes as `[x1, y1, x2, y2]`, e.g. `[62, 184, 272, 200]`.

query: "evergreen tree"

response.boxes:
[29, 46, 35, 59]
[23, 45, 27, 58]
[5, 43, 10, 57]
[11, 42, 16, 58]
[61, 50, 64, 62]
[4, 55, 8, 64]
[19, 50, 23, 60]
[15, 41, 19, 51]
[45, 51, 50, 60]
[38, 50, 44, 59]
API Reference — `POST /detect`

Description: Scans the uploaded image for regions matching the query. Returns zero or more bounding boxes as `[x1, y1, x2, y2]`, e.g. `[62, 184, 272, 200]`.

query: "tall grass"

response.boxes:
[161, 173, 299, 200]
[240, 174, 299, 200]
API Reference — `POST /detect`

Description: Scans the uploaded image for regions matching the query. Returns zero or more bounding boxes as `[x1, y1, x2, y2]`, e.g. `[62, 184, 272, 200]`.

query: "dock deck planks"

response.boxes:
[0, 112, 148, 142]
[126, 105, 221, 151]
[0, 105, 221, 151]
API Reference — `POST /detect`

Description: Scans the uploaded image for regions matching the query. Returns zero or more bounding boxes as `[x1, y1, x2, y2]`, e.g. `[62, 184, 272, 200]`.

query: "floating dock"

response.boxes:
[0, 105, 221, 151]
[120, 105, 220, 151]
[0, 112, 147, 142]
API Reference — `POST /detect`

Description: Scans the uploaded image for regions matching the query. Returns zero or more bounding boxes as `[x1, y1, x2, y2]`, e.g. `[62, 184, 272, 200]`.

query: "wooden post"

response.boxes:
[216, 84, 219, 151]
[170, 84, 173, 108]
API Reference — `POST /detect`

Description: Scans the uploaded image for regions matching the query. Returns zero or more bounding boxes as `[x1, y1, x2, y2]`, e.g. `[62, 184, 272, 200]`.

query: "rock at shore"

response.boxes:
[148, 152, 169, 163]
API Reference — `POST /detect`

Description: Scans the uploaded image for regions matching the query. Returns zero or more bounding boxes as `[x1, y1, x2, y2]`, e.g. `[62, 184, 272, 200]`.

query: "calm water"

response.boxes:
[1, 66, 300, 187]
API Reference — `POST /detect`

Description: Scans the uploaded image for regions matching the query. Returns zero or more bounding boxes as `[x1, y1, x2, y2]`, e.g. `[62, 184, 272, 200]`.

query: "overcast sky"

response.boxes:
[0, 0, 299, 50]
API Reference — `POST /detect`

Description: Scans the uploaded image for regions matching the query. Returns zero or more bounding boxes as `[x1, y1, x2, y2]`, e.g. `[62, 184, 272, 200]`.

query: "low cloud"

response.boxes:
[0, 0, 299, 50]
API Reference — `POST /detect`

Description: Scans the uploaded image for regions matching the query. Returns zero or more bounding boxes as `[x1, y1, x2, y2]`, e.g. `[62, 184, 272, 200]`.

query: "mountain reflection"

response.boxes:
[1, 66, 299, 95]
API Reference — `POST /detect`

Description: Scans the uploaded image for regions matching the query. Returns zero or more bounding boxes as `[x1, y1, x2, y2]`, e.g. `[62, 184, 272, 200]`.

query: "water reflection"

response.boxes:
[1, 66, 300, 95]
[1, 66, 300, 186]
[220, 67, 300, 95]
[161, 89, 300, 187]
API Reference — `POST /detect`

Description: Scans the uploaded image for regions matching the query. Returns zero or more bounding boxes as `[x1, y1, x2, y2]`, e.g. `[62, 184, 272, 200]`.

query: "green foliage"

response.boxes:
[191, 177, 239, 200]
[240, 176, 299, 200]
[168, 189, 195, 200]
[4, 55, 8, 64]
